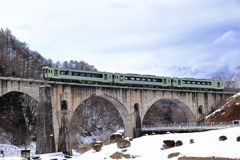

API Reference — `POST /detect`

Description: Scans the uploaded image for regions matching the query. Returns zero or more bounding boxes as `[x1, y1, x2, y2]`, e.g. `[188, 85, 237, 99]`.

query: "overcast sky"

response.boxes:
[1, 0, 240, 78]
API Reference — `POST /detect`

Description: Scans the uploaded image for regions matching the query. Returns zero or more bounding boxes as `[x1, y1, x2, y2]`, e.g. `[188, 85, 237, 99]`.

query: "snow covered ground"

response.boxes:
[1, 126, 240, 160]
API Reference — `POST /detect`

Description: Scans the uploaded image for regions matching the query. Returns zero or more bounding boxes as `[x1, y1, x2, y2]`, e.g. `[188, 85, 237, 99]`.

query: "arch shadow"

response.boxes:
[95, 95, 133, 137]
[144, 98, 196, 125]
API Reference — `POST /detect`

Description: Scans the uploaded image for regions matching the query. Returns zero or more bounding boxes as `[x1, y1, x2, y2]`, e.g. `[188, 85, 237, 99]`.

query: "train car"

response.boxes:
[113, 73, 172, 87]
[171, 77, 224, 90]
[42, 66, 224, 91]
[42, 66, 113, 84]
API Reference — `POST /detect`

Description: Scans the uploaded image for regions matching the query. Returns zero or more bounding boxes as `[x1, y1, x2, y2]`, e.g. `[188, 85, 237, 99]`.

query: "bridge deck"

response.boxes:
[0, 77, 235, 94]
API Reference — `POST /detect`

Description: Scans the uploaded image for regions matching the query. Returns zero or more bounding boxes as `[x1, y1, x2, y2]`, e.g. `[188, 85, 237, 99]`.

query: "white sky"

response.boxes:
[1, 0, 240, 78]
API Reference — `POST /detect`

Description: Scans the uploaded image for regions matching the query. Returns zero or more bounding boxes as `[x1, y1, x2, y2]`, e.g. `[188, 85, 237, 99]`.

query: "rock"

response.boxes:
[117, 139, 131, 148]
[90, 141, 103, 152]
[219, 135, 227, 141]
[110, 152, 122, 159]
[168, 152, 180, 159]
[236, 136, 240, 142]
[163, 140, 175, 148]
[122, 154, 131, 159]
[110, 151, 132, 159]
[190, 139, 194, 144]
[110, 133, 123, 143]
[176, 140, 183, 147]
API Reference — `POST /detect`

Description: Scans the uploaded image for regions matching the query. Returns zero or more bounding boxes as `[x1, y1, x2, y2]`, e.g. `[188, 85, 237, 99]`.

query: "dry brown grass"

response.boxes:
[75, 143, 92, 154]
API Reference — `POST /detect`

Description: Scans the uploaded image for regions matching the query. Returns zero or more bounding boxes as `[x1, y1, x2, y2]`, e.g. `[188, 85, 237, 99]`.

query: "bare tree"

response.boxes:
[212, 71, 240, 92]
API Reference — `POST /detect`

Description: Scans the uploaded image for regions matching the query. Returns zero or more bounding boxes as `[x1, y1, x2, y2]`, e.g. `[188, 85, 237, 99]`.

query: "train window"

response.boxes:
[97, 74, 103, 78]
[91, 74, 96, 77]
[142, 78, 146, 81]
[72, 72, 79, 76]
[182, 81, 186, 84]
[157, 79, 162, 82]
[136, 77, 141, 81]
[147, 78, 152, 82]
[153, 78, 156, 82]
[80, 73, 85, 76]
[60, 70, 67, 75]
[109, 75, 112, 78]
[86, 73, 91, 77]
[130, 77, 135, 80]
[125, 77, 128, 80]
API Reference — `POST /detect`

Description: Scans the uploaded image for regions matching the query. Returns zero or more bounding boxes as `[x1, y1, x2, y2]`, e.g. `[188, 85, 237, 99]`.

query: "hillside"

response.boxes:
[205, 92, 240, 123]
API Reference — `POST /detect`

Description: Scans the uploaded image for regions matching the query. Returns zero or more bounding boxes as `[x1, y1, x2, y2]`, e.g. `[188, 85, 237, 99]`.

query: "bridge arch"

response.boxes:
[71, 94, 133, 137]
[143, 98, 196, 125]
[0, 90, 39, 102]
[0, 86, 39, 101]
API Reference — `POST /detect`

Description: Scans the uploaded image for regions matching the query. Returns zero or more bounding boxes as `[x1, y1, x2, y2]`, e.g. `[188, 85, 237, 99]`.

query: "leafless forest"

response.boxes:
[0, 28, 124, 149]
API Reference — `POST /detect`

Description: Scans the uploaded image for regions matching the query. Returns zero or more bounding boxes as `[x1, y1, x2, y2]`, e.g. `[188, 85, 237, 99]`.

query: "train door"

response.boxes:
[54, 69, 58, 77]
[120, 75, 124, 82]
[163, 79, 167, 85]
[178, 79, 182, 86]
[104, 74, 108, 81]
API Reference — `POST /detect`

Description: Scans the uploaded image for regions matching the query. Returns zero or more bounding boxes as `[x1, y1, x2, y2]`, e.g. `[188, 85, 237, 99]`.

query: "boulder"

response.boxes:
[90, 141, 103, 152]
[168, 152, 180, 159]
[163, 140, 175, 148]
[236, 136, 240, 142]
[117, 139, 131, 148]
[176, 140, 183, 147]
[219, 135, 227, 141]
[110, 133, 123, 143]
[190, 139, 194, 144]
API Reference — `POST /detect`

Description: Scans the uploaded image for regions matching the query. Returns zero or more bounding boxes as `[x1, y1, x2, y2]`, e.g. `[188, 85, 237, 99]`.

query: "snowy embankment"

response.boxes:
[1, 127, 240, 159]
[74, 127, 240, 160]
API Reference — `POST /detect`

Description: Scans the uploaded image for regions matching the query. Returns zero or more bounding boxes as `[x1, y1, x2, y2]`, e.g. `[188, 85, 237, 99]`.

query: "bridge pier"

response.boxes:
[36, 85, 56, 154]
[134, 104, 142, 138]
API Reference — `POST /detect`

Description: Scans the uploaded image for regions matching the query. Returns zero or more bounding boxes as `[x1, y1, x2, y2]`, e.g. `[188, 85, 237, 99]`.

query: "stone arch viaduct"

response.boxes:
[0, 77, 234, 153]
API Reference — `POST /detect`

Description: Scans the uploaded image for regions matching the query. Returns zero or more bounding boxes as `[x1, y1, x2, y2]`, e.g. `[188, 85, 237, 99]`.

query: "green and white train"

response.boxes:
[42, 66, 224, 91]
